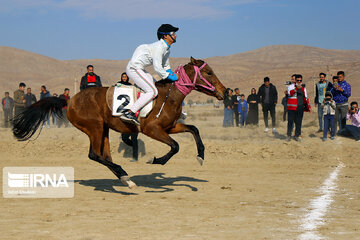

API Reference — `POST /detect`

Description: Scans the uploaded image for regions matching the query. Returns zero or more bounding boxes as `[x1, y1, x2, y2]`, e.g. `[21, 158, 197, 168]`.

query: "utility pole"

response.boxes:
[74, 78, 78, 95]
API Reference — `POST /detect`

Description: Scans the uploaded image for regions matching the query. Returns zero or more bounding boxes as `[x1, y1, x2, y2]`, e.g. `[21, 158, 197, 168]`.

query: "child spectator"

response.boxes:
[238, 94, 248, 127]
[321, 92, 336, 141]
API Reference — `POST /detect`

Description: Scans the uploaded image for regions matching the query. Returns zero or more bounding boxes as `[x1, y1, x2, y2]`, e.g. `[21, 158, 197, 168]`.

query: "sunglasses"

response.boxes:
[296, 80, 302, 82]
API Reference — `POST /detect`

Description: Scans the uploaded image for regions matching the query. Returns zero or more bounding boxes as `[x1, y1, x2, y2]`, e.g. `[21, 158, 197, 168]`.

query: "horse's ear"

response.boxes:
[190, 56, 196, 65]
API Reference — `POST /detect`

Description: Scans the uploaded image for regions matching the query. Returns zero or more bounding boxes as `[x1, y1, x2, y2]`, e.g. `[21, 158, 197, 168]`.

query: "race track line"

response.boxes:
[297, 162, 345, 240]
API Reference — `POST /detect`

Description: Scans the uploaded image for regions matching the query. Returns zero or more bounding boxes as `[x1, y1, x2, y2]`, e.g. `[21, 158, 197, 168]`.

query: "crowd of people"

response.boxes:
[2, 63, 359, 146]
[223, 71, 359, 142]
[1, 64, 104, 129]
[1, 83, 71, 128]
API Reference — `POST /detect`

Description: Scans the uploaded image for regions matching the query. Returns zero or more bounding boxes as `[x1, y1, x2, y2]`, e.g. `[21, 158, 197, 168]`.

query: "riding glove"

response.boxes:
[167, 73, 178, 81]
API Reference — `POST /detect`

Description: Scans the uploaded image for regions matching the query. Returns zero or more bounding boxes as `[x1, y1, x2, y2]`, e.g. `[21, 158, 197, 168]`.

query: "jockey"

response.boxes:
[120, 24, 179, 125]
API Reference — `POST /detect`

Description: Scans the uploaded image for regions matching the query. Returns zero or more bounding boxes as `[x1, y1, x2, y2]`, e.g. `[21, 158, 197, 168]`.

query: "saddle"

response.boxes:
[106, 84, 154, 118]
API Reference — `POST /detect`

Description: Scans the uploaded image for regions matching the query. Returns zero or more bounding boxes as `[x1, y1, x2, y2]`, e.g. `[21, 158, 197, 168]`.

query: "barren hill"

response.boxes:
[1, 45, 359, 103]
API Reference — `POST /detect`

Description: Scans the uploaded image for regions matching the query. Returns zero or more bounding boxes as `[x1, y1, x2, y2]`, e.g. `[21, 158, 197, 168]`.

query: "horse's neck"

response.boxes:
[156, 82, 185, 107]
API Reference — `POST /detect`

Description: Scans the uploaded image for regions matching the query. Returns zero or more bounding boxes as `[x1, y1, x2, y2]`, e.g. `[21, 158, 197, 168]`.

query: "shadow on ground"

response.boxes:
[272, 131, 288, 140]
[75, 173, 208, 195]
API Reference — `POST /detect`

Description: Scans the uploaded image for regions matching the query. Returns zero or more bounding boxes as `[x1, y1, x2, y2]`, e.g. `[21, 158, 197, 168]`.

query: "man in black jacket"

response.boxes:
[258, 77, 278, 133]
[232, 88, 241, 126]
[80, 65, 102, 91]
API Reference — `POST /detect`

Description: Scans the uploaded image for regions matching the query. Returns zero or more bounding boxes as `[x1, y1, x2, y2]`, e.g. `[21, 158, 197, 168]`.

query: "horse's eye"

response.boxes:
[207, 72, 212, 76]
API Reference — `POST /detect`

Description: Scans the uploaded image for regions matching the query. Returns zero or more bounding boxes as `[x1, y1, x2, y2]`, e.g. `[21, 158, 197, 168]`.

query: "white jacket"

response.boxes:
[127, 39, 171, 79]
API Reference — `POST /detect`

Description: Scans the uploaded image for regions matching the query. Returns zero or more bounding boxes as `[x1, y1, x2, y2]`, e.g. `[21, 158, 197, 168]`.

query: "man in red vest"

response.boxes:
[80, 65, 102, 91]
[286, 74, 312, 141]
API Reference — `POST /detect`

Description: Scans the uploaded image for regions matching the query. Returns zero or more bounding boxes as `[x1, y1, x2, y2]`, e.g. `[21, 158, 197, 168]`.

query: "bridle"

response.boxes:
[174, 62, 216, 96]
[156, 62, 218, 118]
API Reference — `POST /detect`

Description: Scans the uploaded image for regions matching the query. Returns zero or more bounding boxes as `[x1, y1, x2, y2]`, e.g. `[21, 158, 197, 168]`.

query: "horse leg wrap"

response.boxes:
[120, 176, 137, 189]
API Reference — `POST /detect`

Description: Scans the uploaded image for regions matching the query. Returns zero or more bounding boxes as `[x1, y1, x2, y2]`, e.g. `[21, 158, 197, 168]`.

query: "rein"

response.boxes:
[156, 82, 173, 118]
[174, 63, 216, 96]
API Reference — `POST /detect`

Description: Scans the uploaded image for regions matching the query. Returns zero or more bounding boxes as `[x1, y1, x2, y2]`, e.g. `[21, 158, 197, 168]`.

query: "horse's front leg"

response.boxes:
[142, 125, 179, 165]
[168, 123, 205, 165]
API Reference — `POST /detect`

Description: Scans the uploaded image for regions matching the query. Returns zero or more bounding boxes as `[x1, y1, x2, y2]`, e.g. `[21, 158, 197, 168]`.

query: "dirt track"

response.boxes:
[1, 106, 359, 240]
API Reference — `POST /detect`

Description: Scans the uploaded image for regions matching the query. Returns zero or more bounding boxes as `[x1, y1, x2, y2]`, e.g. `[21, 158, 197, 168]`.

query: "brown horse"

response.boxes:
[12, 57, 226, 188]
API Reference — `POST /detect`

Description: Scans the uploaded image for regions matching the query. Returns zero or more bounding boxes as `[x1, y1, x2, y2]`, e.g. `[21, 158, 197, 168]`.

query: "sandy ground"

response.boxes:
[1, 105, 360, 240]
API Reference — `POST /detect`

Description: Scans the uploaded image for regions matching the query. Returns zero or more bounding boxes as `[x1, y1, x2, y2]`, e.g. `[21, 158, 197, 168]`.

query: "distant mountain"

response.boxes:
[1, 45, 359, 102]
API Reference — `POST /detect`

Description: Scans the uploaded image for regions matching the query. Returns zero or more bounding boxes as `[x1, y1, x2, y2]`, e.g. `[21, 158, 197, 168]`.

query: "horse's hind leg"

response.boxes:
[142, 125, 179, 165]
[100, 125, 136, 188]
[78, 121, 135, 188]
[168, 123, 205, 165]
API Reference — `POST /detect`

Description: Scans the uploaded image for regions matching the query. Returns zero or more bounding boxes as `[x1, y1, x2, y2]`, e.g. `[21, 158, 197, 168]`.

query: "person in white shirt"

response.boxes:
[121, 24, 179, 125]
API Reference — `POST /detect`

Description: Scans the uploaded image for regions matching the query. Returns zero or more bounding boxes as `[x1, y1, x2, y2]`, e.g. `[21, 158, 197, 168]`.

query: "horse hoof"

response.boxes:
[126, 180, 137, 189]
[196, 156, 204, 166]
[121, 176, 137, 189]
[146, 157, 154, 164]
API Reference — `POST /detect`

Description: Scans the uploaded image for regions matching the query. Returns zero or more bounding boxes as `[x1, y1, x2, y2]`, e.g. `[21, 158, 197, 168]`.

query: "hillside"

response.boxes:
[1, 45, 359, 102]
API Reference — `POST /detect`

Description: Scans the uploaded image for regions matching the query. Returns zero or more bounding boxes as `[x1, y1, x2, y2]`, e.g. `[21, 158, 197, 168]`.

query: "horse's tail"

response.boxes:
[12, 97, 67, 141]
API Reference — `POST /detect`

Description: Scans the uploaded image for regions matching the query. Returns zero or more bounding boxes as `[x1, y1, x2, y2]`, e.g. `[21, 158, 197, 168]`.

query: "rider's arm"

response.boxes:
[152, 45, 170, 79]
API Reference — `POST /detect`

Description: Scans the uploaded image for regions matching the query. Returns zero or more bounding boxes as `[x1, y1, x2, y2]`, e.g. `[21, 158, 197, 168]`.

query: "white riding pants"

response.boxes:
[126, 67, 158, 113]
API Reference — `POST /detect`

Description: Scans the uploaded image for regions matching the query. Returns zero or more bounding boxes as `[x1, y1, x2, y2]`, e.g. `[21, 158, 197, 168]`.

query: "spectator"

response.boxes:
[291, 74, 296, 84]
[332, 75, 338, 86]
[321, 92, 336, 141]
[223, 88, 233, 127]
[118, 136, 146, 160]
[230, 89, 234, 126]
[40, 85, 51, 99]
[331, 71, 351, 132]
[80, 65, 102, 91]
[329, 75, 338, 94]
[286, 74, 312, 142]
[338, 101, 360, 141]
[13, 82, 26, 116]
[51, 93, 59, 126]
[281, 93, 288, 121]
[258, 77, 278, 133]
[117, 72, 132, 86]
[238, 94, 248, 127]
[40, 85, 51, 128]
[58, 88, 71, 128]
[232, 88, 241, 127]
[117, 72, 140, 159]
[121, 134, 139, 162]
[282, 74, 296, 121]
[314, 73, 333, 133]
[1, 92, 14, 128]
[25, 87, 37, 107]
[246, 88, 259, 125]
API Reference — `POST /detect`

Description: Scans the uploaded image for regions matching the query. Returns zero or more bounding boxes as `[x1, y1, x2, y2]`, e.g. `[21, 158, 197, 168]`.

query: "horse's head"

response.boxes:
[182, 57, 226, 100]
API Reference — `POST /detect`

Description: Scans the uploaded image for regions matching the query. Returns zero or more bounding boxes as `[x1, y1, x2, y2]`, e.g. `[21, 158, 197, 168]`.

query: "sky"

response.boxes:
[0, 0, 359, 60]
